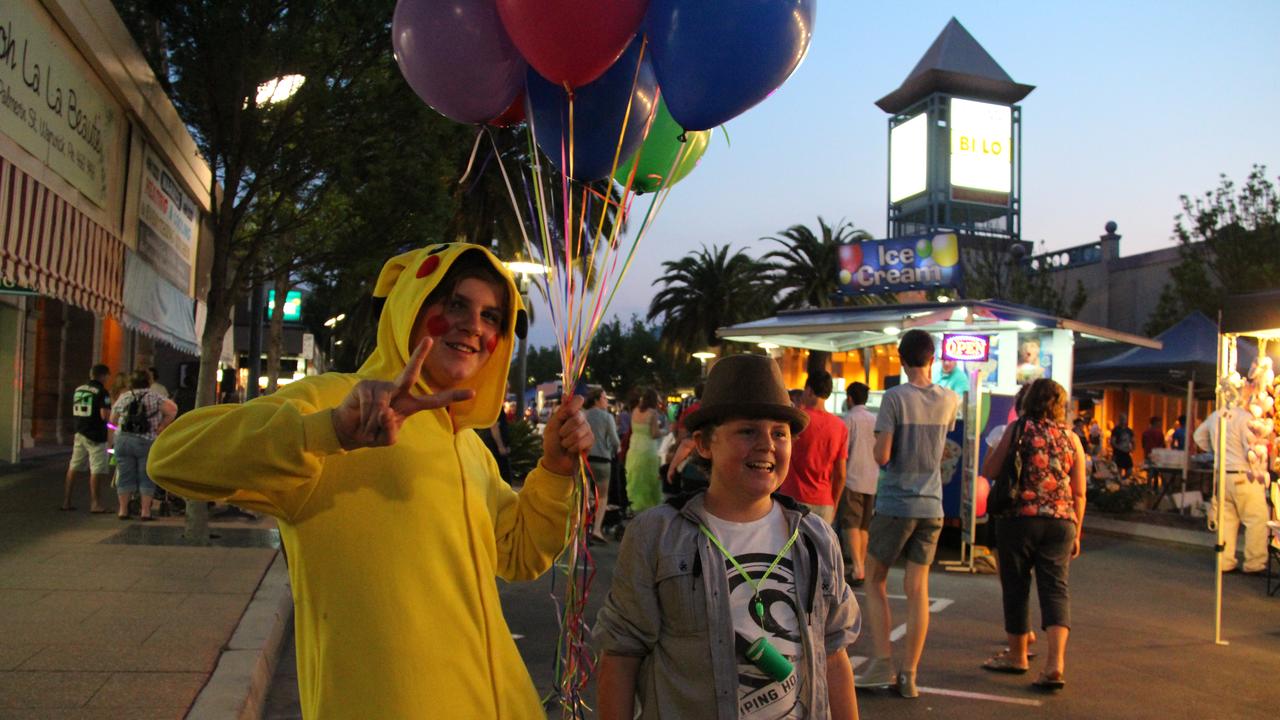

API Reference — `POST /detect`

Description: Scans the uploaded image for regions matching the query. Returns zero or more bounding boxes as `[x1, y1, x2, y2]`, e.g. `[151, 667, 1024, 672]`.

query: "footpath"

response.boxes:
[0, 452, 288, 720]
[1, 451, 1264, 719]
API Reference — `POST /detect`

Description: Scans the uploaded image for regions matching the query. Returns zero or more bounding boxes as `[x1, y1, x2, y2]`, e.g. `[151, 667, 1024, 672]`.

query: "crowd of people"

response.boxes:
[60, 241, 1254, 718]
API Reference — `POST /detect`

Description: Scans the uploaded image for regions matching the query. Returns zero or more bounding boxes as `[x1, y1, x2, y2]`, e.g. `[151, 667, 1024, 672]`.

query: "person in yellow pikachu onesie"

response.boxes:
[149, 243, 594, 719]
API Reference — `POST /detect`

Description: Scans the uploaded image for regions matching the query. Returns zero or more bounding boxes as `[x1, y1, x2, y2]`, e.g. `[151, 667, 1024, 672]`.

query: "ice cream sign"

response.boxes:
[942, 333, 990, 363]
[837, 233, 962, 296]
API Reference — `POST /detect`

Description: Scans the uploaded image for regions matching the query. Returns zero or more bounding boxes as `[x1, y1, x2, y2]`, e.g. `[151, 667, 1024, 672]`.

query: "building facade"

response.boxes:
[0, 0, 213, 461]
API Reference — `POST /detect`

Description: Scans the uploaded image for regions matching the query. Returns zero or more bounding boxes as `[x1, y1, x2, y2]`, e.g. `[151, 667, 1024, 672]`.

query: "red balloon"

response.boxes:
[496, 0, 650, 89]
[488, 93, 526, 127]
[975, 475, 990, 517]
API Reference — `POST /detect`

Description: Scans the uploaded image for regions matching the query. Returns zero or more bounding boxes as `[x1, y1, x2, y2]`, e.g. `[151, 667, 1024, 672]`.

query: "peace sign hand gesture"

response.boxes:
[330, 338, 475, 450]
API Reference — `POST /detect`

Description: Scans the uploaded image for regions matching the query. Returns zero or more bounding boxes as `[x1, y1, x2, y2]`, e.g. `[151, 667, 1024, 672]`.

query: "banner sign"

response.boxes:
[267, 290, 302, 321]
[942, 333, 990, 363]
[837, 233, 962, 295]
[137, 147, 197, 293]
[0, 0, 118, 207]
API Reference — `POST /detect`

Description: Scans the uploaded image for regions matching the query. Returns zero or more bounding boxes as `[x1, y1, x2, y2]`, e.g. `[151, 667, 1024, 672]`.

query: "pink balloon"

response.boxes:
[392, 0, 527, 124]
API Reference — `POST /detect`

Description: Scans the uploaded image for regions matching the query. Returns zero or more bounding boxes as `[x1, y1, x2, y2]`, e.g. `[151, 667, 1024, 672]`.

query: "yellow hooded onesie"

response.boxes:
[149, 244, 572, 719]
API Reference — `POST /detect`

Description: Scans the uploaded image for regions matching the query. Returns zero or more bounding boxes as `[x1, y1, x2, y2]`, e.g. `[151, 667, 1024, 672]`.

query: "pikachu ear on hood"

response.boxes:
[357, 243, 524, 431]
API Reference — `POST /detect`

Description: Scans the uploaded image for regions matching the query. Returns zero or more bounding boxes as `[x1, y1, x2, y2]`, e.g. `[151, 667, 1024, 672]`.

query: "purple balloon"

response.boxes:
[392, 0, 527, 124]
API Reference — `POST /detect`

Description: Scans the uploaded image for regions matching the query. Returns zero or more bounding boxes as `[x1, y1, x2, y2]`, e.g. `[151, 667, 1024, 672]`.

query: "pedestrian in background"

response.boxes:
[1110, 413, 1135, 477]
[109, 370, 177, 520]
[148, 366, 170, 399]
[838, 382, 877, 586]
[585, 388, 620, 543]
[980, 379, 1085, 691]
[64, 364, 112, 513]
[779, 370, 848, 523]
[1195, 408, 1268, 574]
[625, 387, 663, 513]
[856, 329, 960, 698]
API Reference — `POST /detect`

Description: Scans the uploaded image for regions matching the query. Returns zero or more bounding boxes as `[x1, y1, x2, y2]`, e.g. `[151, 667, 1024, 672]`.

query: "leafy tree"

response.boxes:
[114, 0, 471, 539]
[1146, 165, 1279, 335]
[761, 217, 874, 310]
[963, 239, 1087, 318]
[648, 244, 771, 358]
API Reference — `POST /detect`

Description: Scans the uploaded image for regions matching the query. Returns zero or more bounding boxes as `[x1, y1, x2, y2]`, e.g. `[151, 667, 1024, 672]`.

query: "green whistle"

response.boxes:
[746, 637, 794, 682]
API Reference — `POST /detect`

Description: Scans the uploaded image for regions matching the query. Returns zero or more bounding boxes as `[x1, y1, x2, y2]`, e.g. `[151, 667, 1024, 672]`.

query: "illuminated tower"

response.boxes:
[878, 18, 1034, 243]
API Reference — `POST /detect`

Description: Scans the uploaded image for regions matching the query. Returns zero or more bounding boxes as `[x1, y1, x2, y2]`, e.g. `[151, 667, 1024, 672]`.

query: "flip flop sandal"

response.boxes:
[1004, 645, 1037, 659]
[982, 651, 1029, 674]
[1032, 671, 1066, 691]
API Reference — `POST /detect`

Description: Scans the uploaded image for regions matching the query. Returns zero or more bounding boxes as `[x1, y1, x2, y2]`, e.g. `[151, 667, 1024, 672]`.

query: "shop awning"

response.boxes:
[122, 250, 198, 355]
[0, 155, 125, 318]
[718, 299, 1160, 352]
[1074, 311, 1255, 396]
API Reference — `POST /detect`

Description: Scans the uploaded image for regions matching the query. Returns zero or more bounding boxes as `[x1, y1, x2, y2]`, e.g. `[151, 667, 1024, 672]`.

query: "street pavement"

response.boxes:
[0, 453, 280, 719]
[267, 513, 1280, 719]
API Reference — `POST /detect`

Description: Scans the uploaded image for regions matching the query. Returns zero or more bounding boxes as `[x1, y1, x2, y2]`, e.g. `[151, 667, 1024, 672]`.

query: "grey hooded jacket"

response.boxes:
[594, 492, 860, 719]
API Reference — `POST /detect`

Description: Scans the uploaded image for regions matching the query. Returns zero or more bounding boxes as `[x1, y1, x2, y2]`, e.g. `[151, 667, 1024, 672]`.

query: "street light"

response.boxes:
[692, 351, 716, 377]
[325, 314, 346, 372]
[255, 74, 306, 105]
[503, 260, 550, 420]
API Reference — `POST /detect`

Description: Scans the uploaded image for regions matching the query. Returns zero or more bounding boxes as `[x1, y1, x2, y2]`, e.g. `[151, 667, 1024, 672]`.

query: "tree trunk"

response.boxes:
[266, 270, 289, 393]
[184, 291, 233, 546]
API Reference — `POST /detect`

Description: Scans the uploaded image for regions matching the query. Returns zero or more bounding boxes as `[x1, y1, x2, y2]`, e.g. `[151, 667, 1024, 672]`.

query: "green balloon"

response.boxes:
[615, 100, 712, 193]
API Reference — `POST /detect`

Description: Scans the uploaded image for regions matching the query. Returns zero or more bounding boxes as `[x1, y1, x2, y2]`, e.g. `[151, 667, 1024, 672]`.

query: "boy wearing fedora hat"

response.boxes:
[595, 354, 860, 720]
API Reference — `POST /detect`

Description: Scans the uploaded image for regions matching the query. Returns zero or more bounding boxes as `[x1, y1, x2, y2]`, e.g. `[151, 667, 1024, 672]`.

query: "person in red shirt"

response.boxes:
[779, 370, 849, 523]
[1141, 415, 1165, 457]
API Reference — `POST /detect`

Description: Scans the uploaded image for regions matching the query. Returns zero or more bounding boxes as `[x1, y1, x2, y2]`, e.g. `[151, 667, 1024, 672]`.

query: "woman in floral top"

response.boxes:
[979, 379, 1086, 691]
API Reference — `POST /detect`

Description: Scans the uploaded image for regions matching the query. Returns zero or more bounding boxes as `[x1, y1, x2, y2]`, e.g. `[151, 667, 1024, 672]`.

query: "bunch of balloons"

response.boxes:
[391, 2, 815, 716]
[392, 0, 815, 186]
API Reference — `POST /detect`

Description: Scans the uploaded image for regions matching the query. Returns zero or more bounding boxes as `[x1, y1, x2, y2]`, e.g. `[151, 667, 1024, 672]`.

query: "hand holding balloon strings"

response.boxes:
[330, 338, 474, 451]
[541, 394, 595, 476]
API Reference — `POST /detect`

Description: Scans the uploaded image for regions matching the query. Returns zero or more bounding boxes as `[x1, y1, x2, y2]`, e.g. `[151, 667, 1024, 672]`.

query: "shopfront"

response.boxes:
[0, 0, 211, 461]
[719, 300, 1158, 544]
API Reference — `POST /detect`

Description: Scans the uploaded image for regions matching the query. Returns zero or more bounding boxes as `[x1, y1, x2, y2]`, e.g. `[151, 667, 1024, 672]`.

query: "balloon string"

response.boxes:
[484, 128, 533, 251]
[457, 128, 485, 185]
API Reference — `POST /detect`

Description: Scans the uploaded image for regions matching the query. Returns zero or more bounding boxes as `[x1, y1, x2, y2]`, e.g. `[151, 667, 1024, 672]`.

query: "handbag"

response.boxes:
[990, 419, 1024, 515]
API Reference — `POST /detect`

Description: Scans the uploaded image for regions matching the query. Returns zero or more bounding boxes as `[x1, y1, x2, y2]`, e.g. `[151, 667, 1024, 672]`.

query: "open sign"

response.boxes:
[942, 333, 990, 362]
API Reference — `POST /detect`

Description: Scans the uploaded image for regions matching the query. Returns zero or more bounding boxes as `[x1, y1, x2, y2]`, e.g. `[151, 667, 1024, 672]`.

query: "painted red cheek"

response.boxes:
[425, 315, 450, 337]
[416, 256, 440, 278]
[485, 335, 499, 353]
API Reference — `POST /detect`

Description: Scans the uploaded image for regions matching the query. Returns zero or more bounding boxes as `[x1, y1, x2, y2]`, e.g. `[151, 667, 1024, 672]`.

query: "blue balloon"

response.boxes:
[526, 37, 658, 182]
[646, 0, 816, 132]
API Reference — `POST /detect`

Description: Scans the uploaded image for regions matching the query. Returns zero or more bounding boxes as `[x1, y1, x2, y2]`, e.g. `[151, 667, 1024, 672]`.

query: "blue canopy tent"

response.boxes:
[1074, 312, 1256, 399]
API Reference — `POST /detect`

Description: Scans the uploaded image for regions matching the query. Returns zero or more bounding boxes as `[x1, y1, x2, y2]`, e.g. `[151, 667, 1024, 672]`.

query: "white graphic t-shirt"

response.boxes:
[703, 503, 805, 720]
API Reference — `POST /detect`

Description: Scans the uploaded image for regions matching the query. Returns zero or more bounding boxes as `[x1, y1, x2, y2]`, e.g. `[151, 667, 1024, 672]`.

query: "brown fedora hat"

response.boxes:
[683, 354, 809, 434]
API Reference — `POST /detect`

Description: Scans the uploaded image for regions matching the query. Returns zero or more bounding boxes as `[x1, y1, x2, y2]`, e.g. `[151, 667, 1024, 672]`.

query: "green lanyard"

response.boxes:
[699, 522, 800, 623]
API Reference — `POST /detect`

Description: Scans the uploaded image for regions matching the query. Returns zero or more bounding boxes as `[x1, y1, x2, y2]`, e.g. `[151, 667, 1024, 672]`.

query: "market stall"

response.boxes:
[720, 299, 1160, 566]
[1212, 292, 1280, 640]
[1075, 312, 1255, 511]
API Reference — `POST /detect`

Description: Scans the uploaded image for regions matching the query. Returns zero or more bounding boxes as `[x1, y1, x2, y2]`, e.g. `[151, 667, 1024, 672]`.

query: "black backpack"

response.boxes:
[120, 392, 153, 434]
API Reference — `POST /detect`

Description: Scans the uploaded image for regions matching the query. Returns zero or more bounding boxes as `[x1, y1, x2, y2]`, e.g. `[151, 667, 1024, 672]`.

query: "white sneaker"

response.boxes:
[855, 657, 894, 688]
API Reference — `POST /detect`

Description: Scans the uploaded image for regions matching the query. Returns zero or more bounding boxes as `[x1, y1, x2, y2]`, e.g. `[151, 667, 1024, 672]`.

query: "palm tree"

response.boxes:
[648, 244, 771, 358]
[761, 216, 877, 310]
[761, 217, 880, 375]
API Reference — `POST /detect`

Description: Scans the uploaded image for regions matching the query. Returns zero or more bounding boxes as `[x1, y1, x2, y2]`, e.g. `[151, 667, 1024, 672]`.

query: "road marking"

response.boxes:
[918, 686, 1043, 707]
[888, 598, 954, 642]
